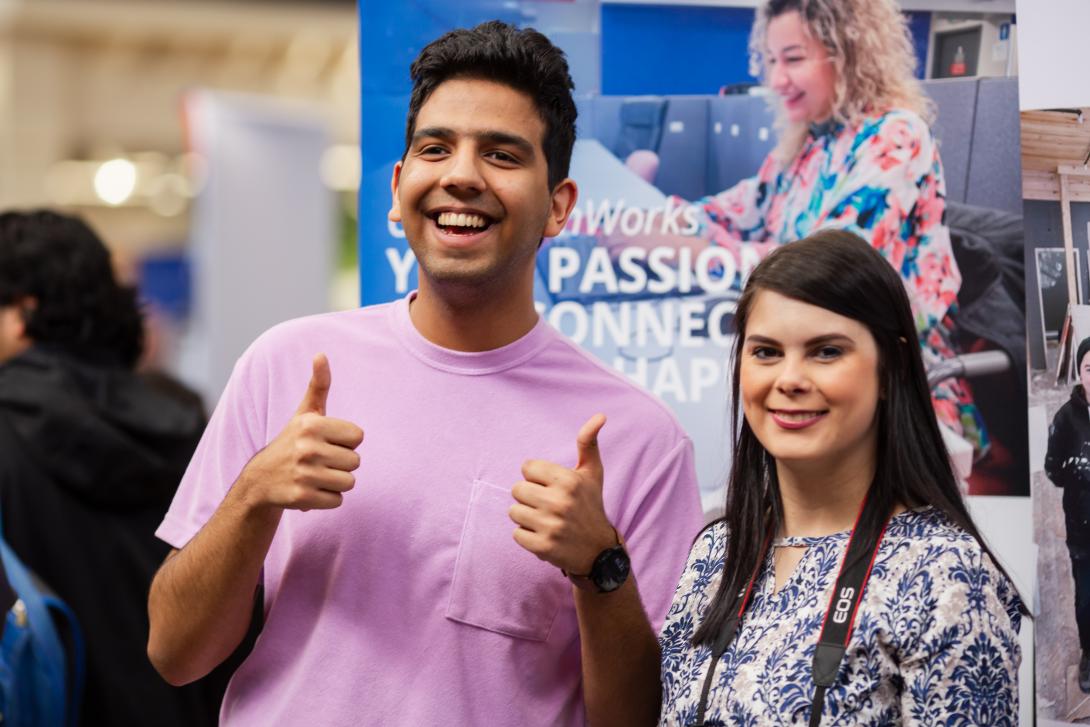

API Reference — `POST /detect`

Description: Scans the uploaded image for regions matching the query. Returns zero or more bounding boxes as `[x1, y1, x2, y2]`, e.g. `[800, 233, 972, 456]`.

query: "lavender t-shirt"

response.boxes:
[157, 294, 703, 726]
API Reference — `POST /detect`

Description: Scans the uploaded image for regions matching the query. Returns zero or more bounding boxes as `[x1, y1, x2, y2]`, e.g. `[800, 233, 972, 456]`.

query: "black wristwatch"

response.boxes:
[566, 528, 631, 593]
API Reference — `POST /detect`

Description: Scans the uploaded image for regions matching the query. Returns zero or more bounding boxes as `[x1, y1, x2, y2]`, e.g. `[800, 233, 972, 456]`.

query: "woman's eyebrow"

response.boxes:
[744, 333, 853, 346]
[804, 333, 853, 346]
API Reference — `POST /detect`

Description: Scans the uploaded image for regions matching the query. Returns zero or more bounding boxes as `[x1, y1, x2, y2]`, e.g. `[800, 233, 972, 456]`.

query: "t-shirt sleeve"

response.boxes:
[155, 344, 271, 549]
[897, 542, 1022, 725]
[614, 435, 704, 633]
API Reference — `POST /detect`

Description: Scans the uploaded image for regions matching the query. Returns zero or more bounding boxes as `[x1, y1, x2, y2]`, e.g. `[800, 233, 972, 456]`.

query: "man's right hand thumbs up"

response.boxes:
[297, 354, 332, 416]
[237, 354, 364, 512]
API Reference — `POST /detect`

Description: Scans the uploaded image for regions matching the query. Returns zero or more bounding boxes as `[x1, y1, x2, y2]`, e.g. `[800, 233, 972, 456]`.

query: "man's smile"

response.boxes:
[430, 208, 497, 236]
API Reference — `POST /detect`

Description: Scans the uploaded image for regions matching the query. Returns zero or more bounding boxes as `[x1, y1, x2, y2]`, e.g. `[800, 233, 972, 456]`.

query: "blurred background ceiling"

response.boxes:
[0, 0, 359, 256]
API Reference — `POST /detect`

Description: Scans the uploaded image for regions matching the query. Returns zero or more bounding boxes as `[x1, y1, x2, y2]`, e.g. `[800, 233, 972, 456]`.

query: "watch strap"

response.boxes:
[564, 527, 627, 592]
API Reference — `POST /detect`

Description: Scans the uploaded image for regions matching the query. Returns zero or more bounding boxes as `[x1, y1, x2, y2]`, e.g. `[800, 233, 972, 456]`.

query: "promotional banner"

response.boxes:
[359, 1, 745, 513]
[358, 1, 1028, 511]
[359, 4, 1032, 718]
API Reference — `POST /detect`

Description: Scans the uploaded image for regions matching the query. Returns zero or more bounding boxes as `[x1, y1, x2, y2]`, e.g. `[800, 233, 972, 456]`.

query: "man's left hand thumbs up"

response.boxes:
[575, 413, 606, 483]
[510, 414, 618, 575]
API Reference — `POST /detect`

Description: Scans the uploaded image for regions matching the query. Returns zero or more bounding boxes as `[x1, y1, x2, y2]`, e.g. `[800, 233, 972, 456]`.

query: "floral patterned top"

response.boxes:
[689, 109, 983, 450]
[658, 507, 1022, 726]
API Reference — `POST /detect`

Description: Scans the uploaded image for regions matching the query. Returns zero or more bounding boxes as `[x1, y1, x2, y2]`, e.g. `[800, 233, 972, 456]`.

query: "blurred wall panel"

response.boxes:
[183, 90, 333, 404]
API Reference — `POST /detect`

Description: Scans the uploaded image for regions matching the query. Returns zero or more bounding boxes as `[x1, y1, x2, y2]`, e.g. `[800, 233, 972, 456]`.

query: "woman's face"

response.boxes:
[740, 290, 881, 474]
[764, 10, 838, 125]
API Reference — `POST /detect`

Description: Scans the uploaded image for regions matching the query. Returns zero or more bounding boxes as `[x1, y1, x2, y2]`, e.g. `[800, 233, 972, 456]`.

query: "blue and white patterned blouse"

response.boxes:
[658, 507, 1021, 726]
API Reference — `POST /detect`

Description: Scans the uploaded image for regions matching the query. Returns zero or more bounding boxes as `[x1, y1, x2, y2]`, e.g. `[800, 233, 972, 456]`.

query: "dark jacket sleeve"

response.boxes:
[1046, 406, 1076, 488]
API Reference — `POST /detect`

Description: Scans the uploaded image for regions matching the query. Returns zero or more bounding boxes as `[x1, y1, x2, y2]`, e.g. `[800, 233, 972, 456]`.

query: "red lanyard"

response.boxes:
[690, 497, 891, 727]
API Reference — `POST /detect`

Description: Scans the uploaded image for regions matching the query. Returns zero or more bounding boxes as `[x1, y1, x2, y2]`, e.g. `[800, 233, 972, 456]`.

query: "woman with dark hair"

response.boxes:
[654, 229, 1021, 725]
[1045, 337, 1090, 692]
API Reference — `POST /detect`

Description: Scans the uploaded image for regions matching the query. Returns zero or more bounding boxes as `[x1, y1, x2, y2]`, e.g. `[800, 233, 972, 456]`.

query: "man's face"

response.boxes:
[0, 304, 30, 363]
[389, 78, 576, 294]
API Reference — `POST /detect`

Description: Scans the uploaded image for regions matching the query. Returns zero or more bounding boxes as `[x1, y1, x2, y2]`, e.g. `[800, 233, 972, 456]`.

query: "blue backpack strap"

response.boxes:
[0, 514, 84, 727]
[42, 592, 85, 727]
[0, 537, 67, 727]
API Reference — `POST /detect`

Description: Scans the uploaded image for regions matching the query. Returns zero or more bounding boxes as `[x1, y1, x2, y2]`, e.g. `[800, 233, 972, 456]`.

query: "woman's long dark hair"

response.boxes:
[693, 228, 1023, 647]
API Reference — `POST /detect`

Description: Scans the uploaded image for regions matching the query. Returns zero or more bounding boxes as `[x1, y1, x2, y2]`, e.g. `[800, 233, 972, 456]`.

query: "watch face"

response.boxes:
[592, 546, 631, 593]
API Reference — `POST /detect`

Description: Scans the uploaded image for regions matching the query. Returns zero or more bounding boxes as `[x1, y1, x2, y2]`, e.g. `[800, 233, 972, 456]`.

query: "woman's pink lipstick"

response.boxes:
[770, 409, 827, 430]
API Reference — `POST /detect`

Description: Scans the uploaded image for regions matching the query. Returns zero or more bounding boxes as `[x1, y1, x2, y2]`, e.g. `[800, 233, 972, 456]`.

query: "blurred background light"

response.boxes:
[93, 158, 137, 205]
[147, 172, 188, 217]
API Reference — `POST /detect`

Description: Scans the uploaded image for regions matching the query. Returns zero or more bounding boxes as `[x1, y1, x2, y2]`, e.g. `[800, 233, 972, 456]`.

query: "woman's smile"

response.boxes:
[769, 408, 829, 429]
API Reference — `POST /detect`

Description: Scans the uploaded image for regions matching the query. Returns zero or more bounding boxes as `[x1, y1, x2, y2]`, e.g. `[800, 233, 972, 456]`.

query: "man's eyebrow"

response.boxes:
[477, 131, 536, 156]
[411, 126, 455, 144]
[411, 127, 536, 156]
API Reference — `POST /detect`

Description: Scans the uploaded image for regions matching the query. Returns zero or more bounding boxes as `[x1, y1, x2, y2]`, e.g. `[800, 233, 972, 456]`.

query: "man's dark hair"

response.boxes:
[404, 20, 577, 190]
[0, 210, 143, 367]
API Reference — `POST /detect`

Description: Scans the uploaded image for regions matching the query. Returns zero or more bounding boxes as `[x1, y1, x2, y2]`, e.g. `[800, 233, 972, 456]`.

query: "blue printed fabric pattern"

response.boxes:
[658, 507, 1022, 726]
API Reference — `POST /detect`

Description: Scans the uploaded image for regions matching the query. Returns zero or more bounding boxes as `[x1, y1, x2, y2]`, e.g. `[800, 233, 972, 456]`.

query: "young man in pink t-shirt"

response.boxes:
[148, 21, 702, 726]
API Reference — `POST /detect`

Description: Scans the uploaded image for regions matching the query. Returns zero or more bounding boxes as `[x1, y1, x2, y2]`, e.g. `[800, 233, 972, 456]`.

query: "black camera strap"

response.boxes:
[689, 497, 891, 727]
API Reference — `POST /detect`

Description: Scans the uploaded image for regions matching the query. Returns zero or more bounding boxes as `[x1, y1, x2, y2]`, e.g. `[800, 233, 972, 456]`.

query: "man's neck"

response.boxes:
[409, 276, 539, 352]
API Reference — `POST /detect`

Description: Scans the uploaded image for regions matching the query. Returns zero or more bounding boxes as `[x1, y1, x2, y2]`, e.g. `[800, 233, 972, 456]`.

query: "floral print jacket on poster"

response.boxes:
[686, 109, 983, 451]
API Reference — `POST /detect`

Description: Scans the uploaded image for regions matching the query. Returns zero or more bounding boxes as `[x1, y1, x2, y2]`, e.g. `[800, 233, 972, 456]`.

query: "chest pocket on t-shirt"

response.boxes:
[445, 479, 568, 641]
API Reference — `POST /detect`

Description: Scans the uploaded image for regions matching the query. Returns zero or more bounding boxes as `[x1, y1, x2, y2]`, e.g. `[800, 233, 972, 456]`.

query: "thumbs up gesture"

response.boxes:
[237, 354, 364, 511]
[509, 414, 618, 575]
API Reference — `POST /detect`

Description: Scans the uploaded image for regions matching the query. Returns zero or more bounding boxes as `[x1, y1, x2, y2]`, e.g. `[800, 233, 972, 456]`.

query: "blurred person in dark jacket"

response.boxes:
[1046, 336, 1090, 693]
[0, 210, 232, 726]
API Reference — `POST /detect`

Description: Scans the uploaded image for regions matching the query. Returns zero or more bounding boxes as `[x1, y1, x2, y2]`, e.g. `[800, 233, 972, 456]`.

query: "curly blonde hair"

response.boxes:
[750, 0, 934, 162]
